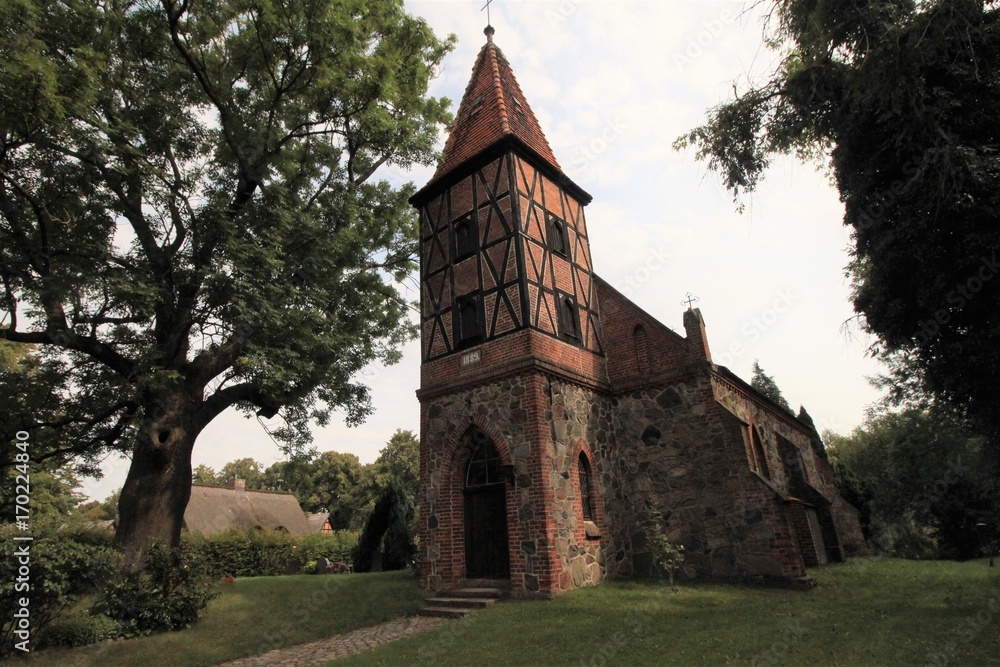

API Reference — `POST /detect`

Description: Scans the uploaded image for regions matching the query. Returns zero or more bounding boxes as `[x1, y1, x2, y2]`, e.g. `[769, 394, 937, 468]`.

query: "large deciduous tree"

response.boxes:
[676, 0, 1000, 469]
[827, 409, 996, 559]
[0, 0, 453, 565]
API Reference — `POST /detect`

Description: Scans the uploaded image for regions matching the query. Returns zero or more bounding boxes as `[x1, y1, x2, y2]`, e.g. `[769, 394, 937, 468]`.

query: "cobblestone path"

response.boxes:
[220, 615, 450, 666]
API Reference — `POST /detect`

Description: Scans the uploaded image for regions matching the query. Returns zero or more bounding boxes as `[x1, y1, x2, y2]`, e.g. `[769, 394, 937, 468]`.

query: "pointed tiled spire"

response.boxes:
[431, 27, 560, 182]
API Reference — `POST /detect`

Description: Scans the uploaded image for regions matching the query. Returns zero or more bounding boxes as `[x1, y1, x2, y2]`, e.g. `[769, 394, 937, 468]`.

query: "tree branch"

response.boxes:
[0, 328, 135, 378]
[199, 381, 277, 427]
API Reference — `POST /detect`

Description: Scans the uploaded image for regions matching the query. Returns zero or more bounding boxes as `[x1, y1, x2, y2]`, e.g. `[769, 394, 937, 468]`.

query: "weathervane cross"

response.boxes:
[481, 0, 494, 26]
[681, 292, 700, 310]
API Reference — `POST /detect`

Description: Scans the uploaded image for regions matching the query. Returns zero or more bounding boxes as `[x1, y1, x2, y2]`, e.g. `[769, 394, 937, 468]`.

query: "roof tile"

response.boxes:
[431, 31, 560, 183]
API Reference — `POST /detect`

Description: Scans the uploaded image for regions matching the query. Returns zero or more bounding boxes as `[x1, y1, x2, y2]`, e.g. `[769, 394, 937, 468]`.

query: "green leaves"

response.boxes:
[1, 0, 453, 452]
[680, 0, 1000, 462]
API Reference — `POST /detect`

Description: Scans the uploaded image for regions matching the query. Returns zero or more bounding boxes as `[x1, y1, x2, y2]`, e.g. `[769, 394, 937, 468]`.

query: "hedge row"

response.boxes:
[183, 528, 358, 578]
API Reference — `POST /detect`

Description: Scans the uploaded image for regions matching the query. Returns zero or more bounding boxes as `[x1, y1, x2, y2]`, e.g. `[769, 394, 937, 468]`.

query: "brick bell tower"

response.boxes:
[411, 26, 608, 597]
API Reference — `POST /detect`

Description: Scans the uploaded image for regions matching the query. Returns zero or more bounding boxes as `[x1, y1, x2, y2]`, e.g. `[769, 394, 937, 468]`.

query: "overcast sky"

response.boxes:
[81, 1, 885, 501]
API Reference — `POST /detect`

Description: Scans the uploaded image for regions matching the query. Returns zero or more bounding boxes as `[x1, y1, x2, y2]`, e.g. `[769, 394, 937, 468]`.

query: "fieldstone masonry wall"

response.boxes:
[606, 375, 807, 581]
[420, 358, 867, 596]
[712, 374, 867, 557]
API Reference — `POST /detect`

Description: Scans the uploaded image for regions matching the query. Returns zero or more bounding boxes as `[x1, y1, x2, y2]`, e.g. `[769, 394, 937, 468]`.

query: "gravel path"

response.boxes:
[220, 615, 450, 667]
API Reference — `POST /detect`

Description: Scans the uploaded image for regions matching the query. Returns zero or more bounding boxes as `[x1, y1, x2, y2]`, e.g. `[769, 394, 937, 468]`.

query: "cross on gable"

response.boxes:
[681, 292, 700, 310]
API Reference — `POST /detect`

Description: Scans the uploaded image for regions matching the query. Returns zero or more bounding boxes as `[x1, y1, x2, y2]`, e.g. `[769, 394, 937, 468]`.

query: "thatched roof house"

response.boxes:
[183, 479, 310, 536]
[306, 513, 333, 534]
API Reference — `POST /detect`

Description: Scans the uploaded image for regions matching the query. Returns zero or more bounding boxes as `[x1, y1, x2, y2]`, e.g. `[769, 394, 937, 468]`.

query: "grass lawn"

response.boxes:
[334, 558, 1000, 667]
[13, 570, 427, 667]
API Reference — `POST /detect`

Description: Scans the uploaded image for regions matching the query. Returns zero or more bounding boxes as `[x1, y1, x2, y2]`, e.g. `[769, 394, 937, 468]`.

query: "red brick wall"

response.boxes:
[595, 277, 695, 391]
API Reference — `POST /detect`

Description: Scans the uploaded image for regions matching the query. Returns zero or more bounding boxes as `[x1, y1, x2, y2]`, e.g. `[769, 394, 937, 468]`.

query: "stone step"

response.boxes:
[417, 606, 471, 619]
[460, 578, 510, 587]
[446, 587, 504, 599]
[425, 596, 496, 609]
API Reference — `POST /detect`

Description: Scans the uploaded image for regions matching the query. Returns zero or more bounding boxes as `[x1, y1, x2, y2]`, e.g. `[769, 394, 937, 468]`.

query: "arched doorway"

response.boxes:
[463, 427, 510, 578]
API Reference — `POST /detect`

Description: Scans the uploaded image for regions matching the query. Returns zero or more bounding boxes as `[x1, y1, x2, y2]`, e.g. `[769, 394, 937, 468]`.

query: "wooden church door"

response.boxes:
[463, 429, 510, 579]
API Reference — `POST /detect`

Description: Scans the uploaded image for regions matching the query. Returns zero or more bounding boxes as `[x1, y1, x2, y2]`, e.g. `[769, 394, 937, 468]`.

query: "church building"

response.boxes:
[411, 26, 866, 597]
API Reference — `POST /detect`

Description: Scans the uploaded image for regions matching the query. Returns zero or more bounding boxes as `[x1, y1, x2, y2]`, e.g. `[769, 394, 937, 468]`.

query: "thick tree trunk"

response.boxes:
[115, 388, 204, 569]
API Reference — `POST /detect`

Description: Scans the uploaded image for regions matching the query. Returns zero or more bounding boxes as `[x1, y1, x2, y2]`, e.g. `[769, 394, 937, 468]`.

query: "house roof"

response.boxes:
[183, 482, 310, 536]
[431, 27, 560, 183]
[306, 512, 330, 532]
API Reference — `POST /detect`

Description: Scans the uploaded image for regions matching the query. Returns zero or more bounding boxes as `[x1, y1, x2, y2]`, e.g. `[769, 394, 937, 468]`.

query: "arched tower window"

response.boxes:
[558, 295, 580, 341]
[453, 215, 478, 261]
[465, 428, 503, 487]
[456, 294, 483, 347]
[546, 213, 567, 257]
[578, 453, 594, 520]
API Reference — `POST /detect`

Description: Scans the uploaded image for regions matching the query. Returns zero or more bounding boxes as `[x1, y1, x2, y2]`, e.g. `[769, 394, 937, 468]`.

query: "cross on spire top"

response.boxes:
[481, 0, 495, 30]
[681, 292, 700, 310]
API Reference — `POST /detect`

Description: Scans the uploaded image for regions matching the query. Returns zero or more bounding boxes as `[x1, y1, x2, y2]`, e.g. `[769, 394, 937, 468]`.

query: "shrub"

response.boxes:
[296, 531, 358, 565]
[0, 526, 117, 656]
[93, 542, 219, 636]
[643, 511, 685, 592]
[185, 528, 296, 577]
[39, 614, 119, 648]
[353, 481, 416, 572]
[184, 528, 359, 577]
[326, 561, 352, 574]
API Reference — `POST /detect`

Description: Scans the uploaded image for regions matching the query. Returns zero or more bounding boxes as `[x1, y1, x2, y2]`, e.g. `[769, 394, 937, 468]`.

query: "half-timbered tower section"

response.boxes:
[412, 27, 866, 599]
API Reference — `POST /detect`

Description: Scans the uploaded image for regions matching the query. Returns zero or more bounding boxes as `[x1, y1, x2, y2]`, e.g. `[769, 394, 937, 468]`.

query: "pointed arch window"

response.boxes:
[453, 215, 479, 261]
[578, 453, 594, 520]
[456, 294, 483, 347]
[558, 294, 580, 341]
[546, 213, 568, 257]
[466, 428, 503, 487]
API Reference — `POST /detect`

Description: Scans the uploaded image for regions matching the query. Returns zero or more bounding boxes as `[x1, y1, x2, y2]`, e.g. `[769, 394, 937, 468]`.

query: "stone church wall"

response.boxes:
[712, 374, 868, 556]
[544, 380, 612, 591]
[606, 374, 808, 581]
[420, 371, 611, 597]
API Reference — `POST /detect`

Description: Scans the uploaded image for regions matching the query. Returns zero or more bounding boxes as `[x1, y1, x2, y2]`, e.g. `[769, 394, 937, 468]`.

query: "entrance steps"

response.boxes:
[417, 582, 506, 619]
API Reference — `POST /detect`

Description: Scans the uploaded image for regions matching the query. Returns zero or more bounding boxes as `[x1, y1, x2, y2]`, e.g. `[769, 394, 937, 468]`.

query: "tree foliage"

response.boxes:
[0, 462, 85, 530]
[76, 488, 121, 524]
[750, 360, 793, 413]
[352, 479, 415, 572]
[0, 0, 453, 562]
[827, 408, 998, 559]
[677, 0, 1000, 467]
[213, 429, 416, 530]
[217, 457, 265, 489]
[353, 428, 418, 524]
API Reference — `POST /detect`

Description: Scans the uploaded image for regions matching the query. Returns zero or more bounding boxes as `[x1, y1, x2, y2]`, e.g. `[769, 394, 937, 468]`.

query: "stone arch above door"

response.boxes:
[443, 416, 515, 478]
